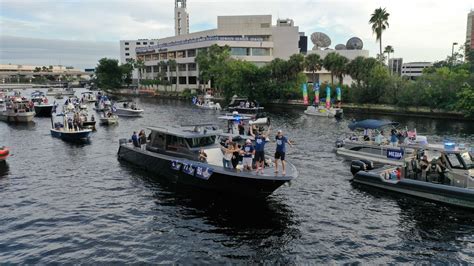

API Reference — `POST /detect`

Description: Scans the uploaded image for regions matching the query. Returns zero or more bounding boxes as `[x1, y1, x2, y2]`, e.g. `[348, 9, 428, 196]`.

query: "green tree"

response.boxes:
[384, 45, 394, 64]
[369, 7, 390, 62]
[323, 52, 348, 85]
[195, 44, 231, 90]
[95, 58, 123, 90]
[168, 59, 177, 92]
[120, 62, 134, 87]
[304, 53, 322, 84]
[456, 83, 474, 117]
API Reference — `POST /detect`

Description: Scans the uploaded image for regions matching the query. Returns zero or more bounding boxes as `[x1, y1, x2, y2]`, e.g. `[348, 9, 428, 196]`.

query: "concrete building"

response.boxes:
[137, 15, 299, 91]
[0, 64, 88, 83]
[119, 0, 300, 91]
[304, 49, 370, 85]
[467, 10, 474, 52]
[119, 39, 160, 79]
[401, 62, 432, 80]
[388, 58, 403, 76]
[175, 0, 189, 36]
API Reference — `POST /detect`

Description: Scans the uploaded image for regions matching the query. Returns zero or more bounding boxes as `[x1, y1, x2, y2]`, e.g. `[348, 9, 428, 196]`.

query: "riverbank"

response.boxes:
[97, 89, 474, 121]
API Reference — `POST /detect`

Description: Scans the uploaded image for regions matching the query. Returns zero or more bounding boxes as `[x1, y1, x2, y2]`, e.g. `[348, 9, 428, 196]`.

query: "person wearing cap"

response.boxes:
[240, 139, 255, 171]
[250, 125, 270, 174]
[275, 129, 293, 175]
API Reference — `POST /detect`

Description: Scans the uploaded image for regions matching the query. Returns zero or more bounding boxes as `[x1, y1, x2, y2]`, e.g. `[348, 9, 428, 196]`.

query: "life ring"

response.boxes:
[0, 147, 9, 160]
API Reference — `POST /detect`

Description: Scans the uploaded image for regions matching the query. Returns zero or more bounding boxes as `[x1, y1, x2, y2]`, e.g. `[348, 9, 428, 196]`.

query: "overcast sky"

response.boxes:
[0, 0, 473, 70]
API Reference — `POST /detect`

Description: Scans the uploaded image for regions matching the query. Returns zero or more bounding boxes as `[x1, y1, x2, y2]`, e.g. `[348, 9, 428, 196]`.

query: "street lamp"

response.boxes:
[451, 42, 458, 60]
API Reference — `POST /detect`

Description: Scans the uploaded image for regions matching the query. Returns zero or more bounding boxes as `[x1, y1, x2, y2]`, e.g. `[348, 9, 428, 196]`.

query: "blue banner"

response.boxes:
[387, 148, 404, 160]
[182, 163, 195, 175]
[195, 165, 213, 180]
[171, 160, 182, 170]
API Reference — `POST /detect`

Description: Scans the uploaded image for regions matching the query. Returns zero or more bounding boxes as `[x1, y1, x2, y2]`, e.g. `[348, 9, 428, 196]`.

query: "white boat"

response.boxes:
[195, 94, 221, 110]
[81, 91, 96, 103]
[304, 105, 343, 118]
[100, 113, 118, 125]
[115, 102, 143, 117]
[335, 119, 428, 166]
[0, 97, 35, 123]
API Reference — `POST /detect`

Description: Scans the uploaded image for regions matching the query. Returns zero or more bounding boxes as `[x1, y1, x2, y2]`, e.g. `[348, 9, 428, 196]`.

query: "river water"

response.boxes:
[1, 89, 473, 263]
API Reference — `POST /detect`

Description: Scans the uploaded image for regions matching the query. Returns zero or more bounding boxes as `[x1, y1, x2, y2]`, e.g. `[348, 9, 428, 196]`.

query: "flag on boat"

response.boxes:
[313, 82, 320, 105]
[302, 83, 309, 105]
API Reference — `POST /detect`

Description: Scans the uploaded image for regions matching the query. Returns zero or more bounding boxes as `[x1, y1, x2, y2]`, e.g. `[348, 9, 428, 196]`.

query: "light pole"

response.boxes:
[451, 42, 458, 62]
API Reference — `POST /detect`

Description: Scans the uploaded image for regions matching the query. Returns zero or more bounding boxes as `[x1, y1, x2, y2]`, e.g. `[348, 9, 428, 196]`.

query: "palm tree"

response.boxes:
[132, 59, 145, 86]
[369, 7, 390, 62]
[323, 53, 348, 85]
[304, 53, 322, 84]
[384, 45, 394, 63]
[168, 59, 177, 92]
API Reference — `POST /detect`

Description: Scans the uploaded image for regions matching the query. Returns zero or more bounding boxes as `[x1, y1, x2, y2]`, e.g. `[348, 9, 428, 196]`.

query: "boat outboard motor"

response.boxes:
[335, 139, 344, 148]
[360, 159, 374, 170]
[350, 160, 367, 176]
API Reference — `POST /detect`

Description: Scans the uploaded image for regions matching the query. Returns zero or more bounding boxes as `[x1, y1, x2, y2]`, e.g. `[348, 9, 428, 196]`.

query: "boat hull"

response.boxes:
[115, 108, 143, 117]
[0, 147, 9, 161]
[353, 170, 474, 209]
[118, 144, 292, 198]
[0, 111, 35, 123]
[34, 105, 54, 117]
[50, 129, 92, 142]
[100, 117, 118, 125]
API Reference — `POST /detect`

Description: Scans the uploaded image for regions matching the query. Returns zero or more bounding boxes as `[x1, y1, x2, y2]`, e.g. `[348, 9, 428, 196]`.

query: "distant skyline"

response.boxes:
[1, 0, 473, 70]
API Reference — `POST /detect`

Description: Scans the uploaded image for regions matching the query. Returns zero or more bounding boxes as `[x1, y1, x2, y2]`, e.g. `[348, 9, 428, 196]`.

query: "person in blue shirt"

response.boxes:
[240, 139, 255, 171]
[131, 131, 140, 148]
[275, 130, 293, 175]
[250, 126, 270, 174]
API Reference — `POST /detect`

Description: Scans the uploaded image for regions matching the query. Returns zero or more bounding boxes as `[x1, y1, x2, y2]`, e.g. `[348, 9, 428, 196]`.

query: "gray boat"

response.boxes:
[350, 143, 474, 209]
[118, 124, 297, 198]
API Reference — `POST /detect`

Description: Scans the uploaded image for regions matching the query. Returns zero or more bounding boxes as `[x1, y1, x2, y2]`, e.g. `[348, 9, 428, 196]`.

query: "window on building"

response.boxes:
[150, 42, 154, 45]
[170, 77, 177, 84]
[260, 23, 270, 28]
[231, 47, 249, 56]
[152, 54, 159, 60]
[146, 66, 152, 73]
[125, 47, 129, 51]
[168, 52, 176, 59]
[143, 42, 148, 45]
[251, 48, 270, 56]
[187, 49, 196, 57]
[188, 63, 196, 71]
[124, 42, 129, 45]
[136, 42, 141, 45]
[169, 64, 176, 71]
[179, 76, 187, 85]
[178, 64, 187, 71]
[153, 66, 159, 72]
[160, 53, 167, 60]
[177, 51, 185, 58]
[125, 53, 130, 56]
[145, 55, 152, 61]
[188, 76, 197, 84]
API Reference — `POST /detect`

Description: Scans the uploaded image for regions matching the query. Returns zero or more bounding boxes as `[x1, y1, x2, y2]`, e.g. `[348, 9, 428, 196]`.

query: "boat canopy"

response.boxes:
[348, 119, 399, 131]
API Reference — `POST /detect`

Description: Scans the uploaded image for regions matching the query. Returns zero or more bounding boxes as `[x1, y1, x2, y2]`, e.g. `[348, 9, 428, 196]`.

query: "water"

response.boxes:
[1, 89, 473, 263]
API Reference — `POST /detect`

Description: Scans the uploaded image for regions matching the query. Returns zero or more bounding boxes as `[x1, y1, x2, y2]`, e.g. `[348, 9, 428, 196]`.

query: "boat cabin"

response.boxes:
[146, 125, 223, 164]
[397, 143, 473, 188]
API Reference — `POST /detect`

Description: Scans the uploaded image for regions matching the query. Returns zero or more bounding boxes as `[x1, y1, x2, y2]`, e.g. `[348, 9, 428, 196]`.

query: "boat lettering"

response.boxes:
[387, 148, 404, 160]
[182, 163, 195, 175]
[195, 165, 213, 180]
[171, 160, 182, 170]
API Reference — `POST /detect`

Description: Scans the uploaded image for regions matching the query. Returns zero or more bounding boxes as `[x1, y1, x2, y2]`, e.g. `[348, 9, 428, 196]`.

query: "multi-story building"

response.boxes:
[401, 62, 432, 80]
[120, 0, 301, 91]
[388, 58, 403, 76]
[119, 39, 159, 79]
[467, 10, 474, 51]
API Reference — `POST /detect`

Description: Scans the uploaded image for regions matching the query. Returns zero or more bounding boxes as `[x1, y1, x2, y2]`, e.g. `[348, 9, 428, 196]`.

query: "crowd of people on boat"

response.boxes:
[131, 130, 147, 150]
[356, 128, 418, 146]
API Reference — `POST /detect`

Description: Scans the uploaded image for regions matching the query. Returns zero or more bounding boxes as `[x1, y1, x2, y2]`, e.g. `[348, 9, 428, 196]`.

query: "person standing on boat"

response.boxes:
[274, 130, 293, 176]
[139, 130, 147, 150]
[241, 139, 255, 171]
[390, 129, 398, 146]
[199, 148, 208, 162]
[221, 141, 235, 169]
[251, 126, 270, 174]
[231, 142, 241, 170]
[131, 131, 140, 148]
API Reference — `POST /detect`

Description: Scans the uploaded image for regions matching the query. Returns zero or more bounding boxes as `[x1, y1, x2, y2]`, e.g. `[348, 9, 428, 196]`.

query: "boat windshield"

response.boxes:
[460, 151, 474, 169]
[186, 136, 216, 148]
